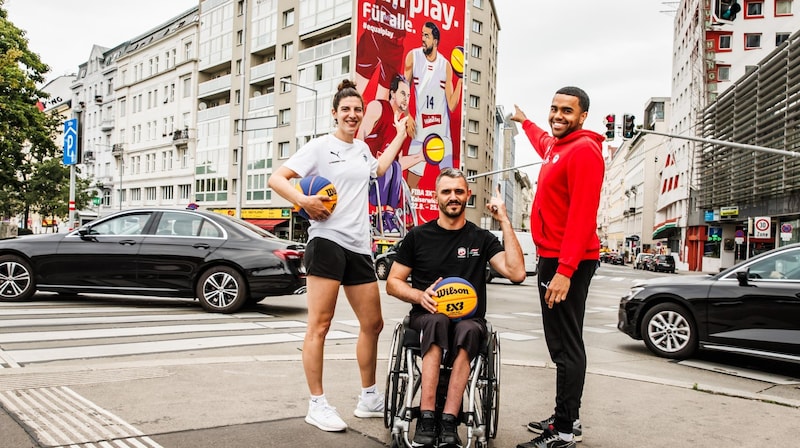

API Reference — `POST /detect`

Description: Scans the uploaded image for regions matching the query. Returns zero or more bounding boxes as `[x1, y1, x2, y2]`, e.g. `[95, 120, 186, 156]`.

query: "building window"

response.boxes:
[718, 65, 730, 81]
[279, 108, 291, 126]
[146, 187, 157, 201]
[279, 141, 290, 159]
[183, 77, 192, 98]
[467, 169, 477, 182]
[236, 59, 242, 75]
[162, 185, 174, 201]
[745, 1, 763, 17]
[280, 77, 292, 93]
[468, 120, 479, 134]
[236, 30, 243, 46]
[719, 34, 732, 49]
[473, 0, 483, 8]
[467, 144, 478, 158]
[234, 89, 241, 104]
[131, 188, 142, 202]
[745, 33, 761, 49]
[470, 69, 481, 83]
[776, 32, 791, 46]
[283, 9, 295, 27]
[467, 194, 476, 208]
[341, 55, 350, 74]
[469, 95, 480, 109]
[776, 0, 792, 15]
[282, 42, 294, 60]
[315, 63, 323, 81]
[472, 19, 483, 34]
[179, 184, 191, 200]
[470, 44, 482, 58]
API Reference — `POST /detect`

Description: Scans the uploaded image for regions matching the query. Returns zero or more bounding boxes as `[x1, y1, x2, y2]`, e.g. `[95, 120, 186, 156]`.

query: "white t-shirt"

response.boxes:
[285, 134, 379, 255]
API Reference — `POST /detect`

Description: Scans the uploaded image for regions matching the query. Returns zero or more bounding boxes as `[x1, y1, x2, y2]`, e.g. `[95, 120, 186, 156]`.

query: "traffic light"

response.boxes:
[604, 114, 615, 141]
[715, 0, 741, 21]
[623, 114, 636, 139]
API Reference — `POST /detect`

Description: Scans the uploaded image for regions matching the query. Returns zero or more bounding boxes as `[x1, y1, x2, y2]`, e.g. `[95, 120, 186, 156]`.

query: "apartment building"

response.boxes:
[71, 7, 200, 215]
[662, 0, 800, 271]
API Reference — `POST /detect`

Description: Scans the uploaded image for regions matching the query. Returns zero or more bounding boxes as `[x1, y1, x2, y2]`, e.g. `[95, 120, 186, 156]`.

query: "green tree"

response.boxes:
[1, 1, 69, 226]
[27, 158, 93, 231]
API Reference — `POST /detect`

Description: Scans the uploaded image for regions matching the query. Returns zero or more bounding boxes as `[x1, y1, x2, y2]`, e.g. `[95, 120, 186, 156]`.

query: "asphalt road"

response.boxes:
[1, 263, 799, 448]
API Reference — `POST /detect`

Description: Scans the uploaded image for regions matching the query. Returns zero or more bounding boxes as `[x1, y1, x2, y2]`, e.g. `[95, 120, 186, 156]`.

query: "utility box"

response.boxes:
[0, 222, 19, 239]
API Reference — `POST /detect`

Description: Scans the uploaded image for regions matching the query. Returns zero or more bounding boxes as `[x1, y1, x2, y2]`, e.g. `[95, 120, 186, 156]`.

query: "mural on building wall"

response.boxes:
[354, 0, 466, 234]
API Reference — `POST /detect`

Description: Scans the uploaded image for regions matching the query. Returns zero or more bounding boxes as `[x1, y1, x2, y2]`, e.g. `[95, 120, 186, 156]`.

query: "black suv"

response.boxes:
[374, 240, 402, 280]
[646, 254, 676, 273]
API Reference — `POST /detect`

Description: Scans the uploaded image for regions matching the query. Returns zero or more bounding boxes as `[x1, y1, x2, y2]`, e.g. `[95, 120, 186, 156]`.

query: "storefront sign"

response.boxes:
[720, 206, 739, 217]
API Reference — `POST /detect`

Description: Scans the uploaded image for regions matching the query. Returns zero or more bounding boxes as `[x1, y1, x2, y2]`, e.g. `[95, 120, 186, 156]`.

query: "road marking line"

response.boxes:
[484, 313, 515, 319]
[5, 333, 308, 364]
[254, 320, 307, 329]
[0, 323, 263, 344]
[499, 332, 538, 341]
[512, 312, 541, 317]
[0, 313, 230, 328]
[0, 348, 21, 368]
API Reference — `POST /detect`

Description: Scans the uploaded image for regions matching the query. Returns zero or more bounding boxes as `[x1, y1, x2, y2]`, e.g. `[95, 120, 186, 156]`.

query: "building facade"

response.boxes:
[663, 0, 800, 271]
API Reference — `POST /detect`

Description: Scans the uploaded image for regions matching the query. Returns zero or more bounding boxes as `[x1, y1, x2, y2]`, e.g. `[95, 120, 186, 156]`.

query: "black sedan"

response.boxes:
[0, 208, 306, 313]
[618, 243, 800, 363]
[374, 239, 402, 280]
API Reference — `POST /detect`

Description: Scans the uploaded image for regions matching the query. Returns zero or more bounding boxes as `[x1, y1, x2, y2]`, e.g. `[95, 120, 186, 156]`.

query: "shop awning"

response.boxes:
[652, 222, 677, 239]
[246, 219, 288, 231]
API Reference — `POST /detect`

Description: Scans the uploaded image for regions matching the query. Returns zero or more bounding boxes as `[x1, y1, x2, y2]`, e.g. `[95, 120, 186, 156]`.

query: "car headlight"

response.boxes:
[624, 286, 646, 300]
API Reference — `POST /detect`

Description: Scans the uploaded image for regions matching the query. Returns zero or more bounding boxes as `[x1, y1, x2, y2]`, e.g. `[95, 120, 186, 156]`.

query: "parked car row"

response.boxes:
[0, 208, 307, 313]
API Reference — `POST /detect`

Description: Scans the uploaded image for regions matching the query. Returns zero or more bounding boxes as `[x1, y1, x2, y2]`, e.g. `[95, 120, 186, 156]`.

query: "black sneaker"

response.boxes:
[517, 428, 576, 448]
[412, 411, 437, 448]
[438, 413, 462, 448]
[527, 415, 582, 442]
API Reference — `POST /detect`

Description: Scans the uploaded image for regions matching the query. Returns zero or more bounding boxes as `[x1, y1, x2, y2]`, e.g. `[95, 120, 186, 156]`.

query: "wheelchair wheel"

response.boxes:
[384, 322, 405, 428]
[483, 332, 500, 439]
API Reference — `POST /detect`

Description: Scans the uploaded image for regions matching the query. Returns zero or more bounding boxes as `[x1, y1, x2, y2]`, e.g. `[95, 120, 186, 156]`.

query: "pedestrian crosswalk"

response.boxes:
[0, 299, 621, 369]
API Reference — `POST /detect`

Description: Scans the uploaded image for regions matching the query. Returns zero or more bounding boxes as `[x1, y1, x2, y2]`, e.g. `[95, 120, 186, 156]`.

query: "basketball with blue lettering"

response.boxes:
[294, 176, 337, 219]
[434, 277, 478, 320]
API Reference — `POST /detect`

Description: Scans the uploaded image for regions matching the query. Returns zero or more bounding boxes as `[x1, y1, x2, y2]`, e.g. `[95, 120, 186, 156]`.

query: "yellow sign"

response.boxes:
[720, 206, 739, 217]
[211, 208, 291, 219]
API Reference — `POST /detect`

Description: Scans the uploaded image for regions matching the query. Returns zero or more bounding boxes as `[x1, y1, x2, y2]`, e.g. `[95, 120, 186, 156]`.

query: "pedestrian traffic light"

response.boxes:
[604, 114, 615, 141]
[623, 114, 636, 139]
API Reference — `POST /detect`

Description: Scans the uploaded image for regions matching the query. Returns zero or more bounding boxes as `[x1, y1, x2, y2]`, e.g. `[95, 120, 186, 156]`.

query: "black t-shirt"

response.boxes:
[394, 220, 504, 318]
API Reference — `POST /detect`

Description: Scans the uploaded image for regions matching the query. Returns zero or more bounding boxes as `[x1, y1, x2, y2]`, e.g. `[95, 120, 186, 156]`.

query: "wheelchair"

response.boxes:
[383, 316, 500, 448]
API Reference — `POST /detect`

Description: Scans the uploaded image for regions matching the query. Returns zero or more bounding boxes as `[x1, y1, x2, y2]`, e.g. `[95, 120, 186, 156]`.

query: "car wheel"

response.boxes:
[197, 265, 248, 313]
[375, 260, 389, 280]
[641, 302, 697, 359]
[485, 270, 493, 284]
[0, 255, 35, 301]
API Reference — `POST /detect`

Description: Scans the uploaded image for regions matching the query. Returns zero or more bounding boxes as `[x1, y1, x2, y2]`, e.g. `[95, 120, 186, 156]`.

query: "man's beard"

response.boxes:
[440, 200, 465, 218]
[423, 45, 434, 56]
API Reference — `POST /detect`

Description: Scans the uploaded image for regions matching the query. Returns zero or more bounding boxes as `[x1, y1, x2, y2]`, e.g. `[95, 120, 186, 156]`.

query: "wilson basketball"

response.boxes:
[434, 277, 478, 321]
[294, 176, 337, 219]
[423, 134, 445, 164]
[450, 46, 464, 78]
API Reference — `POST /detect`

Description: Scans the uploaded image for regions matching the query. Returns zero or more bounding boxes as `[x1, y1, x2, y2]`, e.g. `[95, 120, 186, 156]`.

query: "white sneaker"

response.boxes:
[305, 401, 347, 431]
[353, 391, 384, 418]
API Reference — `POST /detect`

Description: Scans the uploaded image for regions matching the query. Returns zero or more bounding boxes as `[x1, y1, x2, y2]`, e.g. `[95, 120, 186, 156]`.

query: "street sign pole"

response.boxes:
[63, 118, 79, 231]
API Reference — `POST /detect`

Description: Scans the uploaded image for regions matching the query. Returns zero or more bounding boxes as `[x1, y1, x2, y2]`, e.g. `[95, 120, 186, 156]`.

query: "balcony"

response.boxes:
[100, 119, 114, 132]
[198, 74, 232, 99]
[111, 144, 124, 157]
[250, 60, 276, 84]
[172, 129, 192, 147]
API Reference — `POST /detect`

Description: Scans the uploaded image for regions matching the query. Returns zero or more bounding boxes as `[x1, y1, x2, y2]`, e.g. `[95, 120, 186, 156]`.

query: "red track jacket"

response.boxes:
[521, 120, 605, 278]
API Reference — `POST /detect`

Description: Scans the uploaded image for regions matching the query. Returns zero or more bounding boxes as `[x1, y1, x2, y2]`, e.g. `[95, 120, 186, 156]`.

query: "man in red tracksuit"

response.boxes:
[511, 86, 605, 448]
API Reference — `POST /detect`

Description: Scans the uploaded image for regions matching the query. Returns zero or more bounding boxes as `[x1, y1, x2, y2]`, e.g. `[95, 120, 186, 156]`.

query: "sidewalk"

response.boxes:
[1, 355, 798, 448]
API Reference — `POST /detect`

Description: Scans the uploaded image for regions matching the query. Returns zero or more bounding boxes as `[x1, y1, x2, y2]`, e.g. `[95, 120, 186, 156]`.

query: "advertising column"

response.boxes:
[355, 0, 466, 229]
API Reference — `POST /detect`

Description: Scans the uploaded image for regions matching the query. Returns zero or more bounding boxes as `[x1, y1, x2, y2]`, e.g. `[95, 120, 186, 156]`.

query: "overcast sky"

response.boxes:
[5, 0, 675, 177]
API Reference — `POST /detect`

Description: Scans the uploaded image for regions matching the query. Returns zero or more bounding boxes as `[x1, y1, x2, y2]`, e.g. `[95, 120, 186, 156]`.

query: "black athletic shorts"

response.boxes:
[408, 312, 487, 364]
[304, 237, 377, 286]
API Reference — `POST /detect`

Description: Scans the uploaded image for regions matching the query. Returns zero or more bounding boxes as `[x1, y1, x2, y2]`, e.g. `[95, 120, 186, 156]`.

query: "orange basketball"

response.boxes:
[434, 277, 478, 320]
[293, 176, 337, 219]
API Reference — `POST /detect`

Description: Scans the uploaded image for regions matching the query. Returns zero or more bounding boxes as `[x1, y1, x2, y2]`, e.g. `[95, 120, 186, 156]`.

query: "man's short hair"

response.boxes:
[556, 86, 590, 112]
[436, 167, 467, 186]
[424, 21, 440, 42]
[390, 74, 408, 93]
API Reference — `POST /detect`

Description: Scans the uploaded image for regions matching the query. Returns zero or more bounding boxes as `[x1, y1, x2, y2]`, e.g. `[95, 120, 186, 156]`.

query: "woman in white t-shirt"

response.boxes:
[268, 79, 407, 432]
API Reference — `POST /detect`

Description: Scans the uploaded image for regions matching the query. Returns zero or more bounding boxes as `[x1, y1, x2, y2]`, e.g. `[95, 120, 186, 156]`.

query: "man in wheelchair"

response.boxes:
[386, 168, 525, 447]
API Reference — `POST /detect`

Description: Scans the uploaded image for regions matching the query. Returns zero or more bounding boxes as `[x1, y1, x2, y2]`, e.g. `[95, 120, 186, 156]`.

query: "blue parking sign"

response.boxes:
[63, 118, 78, 165]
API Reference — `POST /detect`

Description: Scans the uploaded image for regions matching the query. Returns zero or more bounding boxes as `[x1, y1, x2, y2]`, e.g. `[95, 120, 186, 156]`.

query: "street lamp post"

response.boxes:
[280, 79, 318, 137]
